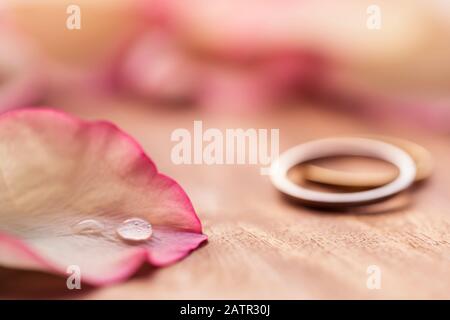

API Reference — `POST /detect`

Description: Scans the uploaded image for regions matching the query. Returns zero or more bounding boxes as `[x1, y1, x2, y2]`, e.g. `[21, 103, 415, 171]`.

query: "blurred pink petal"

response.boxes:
[119, 31, 200, 103]
[0, 20, 45, 110]
[119, 30, 327, 111]
[145, 0, 433, 61]
[0, 109, 206, 285]
[138, 0, 449, 115]
[6, 0, 145, 97]
[311, 72, 450, 133]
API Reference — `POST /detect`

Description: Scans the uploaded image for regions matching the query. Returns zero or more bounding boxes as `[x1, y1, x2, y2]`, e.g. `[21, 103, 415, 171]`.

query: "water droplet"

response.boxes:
[116, 218, 152, 242]
[72, 219, 104, 235]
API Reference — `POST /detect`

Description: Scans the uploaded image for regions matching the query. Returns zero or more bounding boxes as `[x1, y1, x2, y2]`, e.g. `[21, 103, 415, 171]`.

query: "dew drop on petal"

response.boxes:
[72, 219, 104, 235]
[116, 218, 152, 242]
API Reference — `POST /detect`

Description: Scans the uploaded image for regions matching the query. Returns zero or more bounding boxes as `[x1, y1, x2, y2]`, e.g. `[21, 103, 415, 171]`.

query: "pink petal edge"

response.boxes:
[0, 107, 207, 286]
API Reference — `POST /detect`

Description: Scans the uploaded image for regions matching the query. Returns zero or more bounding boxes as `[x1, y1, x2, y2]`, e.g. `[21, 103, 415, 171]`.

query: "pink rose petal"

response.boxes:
[0, 19, 45, 111]
[0, 108, 207, 285]
[119, 31, 200, 103]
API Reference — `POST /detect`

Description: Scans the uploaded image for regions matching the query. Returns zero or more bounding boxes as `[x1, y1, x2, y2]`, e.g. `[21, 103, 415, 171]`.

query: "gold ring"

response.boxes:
[270, 137, 416, 207]
[304, 135, 433, 188]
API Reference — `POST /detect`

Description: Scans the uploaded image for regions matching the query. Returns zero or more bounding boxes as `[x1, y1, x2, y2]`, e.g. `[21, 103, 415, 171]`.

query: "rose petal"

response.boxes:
[0, 108, 207, 285]
[119, 31, 200, 103]
[0, 20, 45, 110]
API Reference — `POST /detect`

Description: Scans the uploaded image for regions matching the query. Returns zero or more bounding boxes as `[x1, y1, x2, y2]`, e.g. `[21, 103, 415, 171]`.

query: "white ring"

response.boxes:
[270, 137, 417, 207]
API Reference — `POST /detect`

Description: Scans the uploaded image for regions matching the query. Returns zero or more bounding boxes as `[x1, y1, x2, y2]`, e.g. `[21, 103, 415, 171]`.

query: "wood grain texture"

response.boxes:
[1, 95, 449, 299]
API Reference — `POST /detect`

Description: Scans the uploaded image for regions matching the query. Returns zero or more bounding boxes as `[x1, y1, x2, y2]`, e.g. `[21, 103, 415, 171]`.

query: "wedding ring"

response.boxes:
[303, 136, 432, 187]
[270, 137, 416, 207]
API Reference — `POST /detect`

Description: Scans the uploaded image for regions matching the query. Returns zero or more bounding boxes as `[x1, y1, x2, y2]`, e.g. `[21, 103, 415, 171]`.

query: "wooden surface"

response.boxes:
[1, 96, 450, 299]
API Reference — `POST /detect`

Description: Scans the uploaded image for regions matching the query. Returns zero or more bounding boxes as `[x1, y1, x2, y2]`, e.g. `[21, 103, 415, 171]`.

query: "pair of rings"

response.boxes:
[270, 136, 432, 207]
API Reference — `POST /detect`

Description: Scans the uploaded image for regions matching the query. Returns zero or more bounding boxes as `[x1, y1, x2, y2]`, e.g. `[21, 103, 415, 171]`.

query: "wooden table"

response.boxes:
[1, 95, 449, 299]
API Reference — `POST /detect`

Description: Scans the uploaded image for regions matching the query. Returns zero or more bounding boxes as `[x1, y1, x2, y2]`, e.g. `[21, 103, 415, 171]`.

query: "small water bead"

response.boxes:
[72, 219, 104, 235]
[116, 218, 152, 242]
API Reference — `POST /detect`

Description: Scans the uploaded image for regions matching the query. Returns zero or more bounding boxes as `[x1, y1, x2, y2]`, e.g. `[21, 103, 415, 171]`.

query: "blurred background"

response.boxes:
[0, 0, 449, 130]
